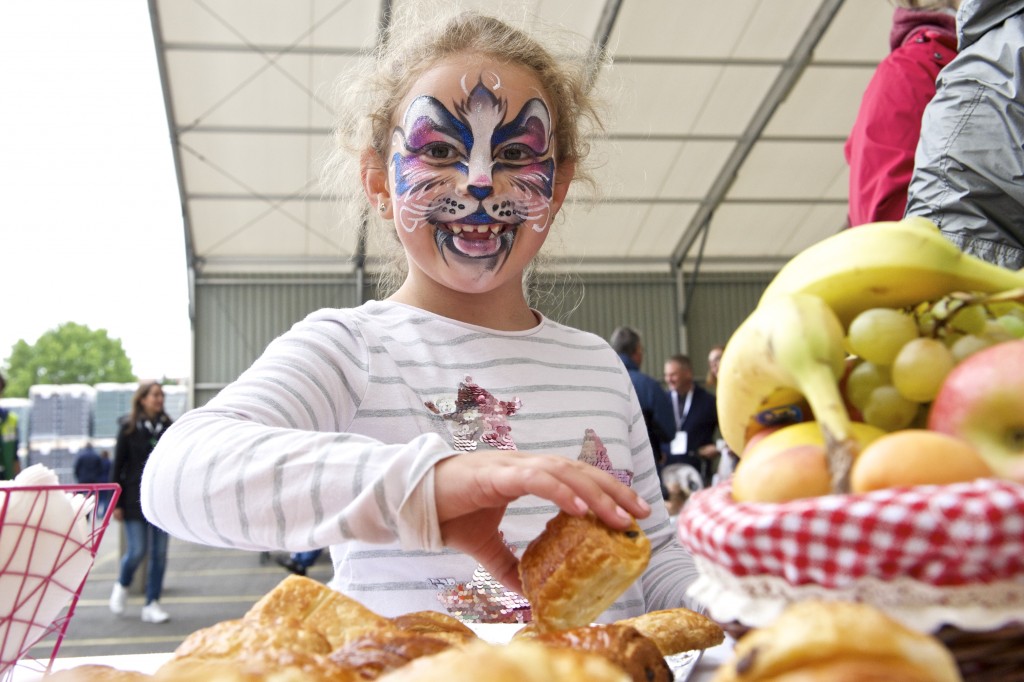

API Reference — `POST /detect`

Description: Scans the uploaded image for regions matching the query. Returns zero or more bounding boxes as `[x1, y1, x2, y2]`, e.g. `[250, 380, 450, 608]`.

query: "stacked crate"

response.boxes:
[27, 384, 96, 483]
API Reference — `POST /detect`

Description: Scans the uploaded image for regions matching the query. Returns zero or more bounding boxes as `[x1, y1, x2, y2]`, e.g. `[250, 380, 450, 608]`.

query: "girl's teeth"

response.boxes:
[489, 225, 501, 234]
[451, 225, 463, 235]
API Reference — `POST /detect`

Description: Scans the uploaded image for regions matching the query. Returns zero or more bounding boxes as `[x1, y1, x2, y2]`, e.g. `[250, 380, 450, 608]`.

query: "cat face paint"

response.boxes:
[389, 70, 556, 272]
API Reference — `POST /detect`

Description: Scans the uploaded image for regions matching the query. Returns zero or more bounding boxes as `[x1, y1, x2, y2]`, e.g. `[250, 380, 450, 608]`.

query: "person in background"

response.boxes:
[141, 8, 698, 621]
[277, 549, 324, 577]
[0, 373, 19, 481]
[705, 345, 724, 390]
[663, 354, 719, 488]
[845, 0, 958, 227]
[905, 0, 1024, 267]
[74, 441, 112, 517]
[609, 325, 677, 492]
[110, 382, 173, 624]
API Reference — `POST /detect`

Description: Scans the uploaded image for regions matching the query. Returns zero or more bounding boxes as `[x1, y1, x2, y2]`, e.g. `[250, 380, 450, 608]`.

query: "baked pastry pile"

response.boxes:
[712, 600, 962, 682]
[46, 511, 723, 682]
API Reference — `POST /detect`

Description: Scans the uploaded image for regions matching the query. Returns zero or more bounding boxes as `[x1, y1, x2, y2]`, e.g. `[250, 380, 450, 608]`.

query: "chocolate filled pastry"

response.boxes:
[617, 606, 725, 655]
[329, 630, 455, 680]
[389, 610, 479, 644]
[529, 623, 672, 682]
[519, 511, 650, 633]
[245, 575, 399, 648]
[712, 600, 962, 682]
[374, 638, 630, 682]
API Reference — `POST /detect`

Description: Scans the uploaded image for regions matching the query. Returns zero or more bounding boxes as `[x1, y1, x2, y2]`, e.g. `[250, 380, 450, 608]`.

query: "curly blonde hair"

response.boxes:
[321, 5, 606, 297]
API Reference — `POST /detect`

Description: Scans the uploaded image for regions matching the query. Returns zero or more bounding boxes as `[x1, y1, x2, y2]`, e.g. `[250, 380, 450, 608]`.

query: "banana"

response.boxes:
[760, 217, 1024, 326]
[717, 292, 858, 493]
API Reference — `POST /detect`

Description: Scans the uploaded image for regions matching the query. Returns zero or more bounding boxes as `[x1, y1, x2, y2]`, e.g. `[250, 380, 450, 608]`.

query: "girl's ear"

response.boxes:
[360, 148, 393, 219]
[549, 160, 576, 217]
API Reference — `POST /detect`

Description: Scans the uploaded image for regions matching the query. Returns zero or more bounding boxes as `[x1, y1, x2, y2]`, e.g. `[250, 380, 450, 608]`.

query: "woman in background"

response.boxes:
[110, 381, 173, 624]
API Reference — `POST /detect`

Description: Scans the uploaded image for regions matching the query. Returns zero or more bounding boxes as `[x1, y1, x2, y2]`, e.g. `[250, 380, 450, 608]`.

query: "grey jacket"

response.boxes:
[905, 0, 1024, 269]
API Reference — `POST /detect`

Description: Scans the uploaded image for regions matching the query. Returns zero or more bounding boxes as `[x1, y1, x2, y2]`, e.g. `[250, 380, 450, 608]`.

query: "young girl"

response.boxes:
[142, 9, 697, 621]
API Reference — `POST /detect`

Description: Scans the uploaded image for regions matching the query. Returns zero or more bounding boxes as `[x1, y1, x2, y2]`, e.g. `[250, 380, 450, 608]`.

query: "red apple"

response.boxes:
[928, 340, 1024, 482]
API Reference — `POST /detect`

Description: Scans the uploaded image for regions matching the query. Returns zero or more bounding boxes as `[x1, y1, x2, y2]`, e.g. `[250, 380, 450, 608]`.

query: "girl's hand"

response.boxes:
[432, 451, 651, 593]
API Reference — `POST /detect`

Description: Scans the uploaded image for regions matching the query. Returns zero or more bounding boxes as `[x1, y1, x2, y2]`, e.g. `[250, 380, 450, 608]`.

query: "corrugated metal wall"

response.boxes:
[190, 270, 774, 407]
[193, 273, 362, 406]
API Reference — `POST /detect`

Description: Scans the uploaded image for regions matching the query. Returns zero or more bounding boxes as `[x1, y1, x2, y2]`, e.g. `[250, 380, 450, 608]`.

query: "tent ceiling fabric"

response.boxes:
[150, 0, 893, 275]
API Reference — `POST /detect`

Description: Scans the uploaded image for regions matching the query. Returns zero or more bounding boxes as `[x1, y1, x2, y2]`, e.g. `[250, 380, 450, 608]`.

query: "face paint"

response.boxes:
[390, 73, 556, 271]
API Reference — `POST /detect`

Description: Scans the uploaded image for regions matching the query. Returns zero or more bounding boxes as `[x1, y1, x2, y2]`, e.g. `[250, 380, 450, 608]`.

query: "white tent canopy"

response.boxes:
[150, 0, 894, 277]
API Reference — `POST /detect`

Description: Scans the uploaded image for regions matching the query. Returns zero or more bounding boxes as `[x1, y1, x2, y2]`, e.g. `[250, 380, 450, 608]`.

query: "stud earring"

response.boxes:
[378, 203, 387, 213]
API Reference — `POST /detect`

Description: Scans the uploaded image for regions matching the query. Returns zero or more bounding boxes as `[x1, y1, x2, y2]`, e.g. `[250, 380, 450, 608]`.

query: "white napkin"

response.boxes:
[0, 464, 97, 671]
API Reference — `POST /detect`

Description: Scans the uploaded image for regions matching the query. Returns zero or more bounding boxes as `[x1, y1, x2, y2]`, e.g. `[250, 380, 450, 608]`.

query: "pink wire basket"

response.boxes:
[0, 483, 121, 681]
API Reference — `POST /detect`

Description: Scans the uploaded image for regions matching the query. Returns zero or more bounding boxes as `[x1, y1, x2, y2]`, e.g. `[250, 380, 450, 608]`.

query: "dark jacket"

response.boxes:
[113, 413, 172, 520]
[74, 446, 109, 484]
[663, 384, 718, 465]
[617, 353, 676, 457]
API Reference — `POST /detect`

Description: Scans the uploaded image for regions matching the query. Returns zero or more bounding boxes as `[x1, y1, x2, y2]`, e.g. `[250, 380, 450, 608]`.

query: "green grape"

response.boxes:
[995, 314, 1024, 339]
[847, 308, 919, 365]
[916, 310, 938, 337]
[982, 320, 1014, 343]
[845, 361, 890, 411]
[862, 385, 920, 432]
[948, 304, 988, 334]
[891, 337, 955, 402]
[949, 334, 995, 362]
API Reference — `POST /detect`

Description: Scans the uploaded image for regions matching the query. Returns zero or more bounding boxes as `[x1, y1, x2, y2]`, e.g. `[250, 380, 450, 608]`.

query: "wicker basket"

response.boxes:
[0, 482, 120, 681]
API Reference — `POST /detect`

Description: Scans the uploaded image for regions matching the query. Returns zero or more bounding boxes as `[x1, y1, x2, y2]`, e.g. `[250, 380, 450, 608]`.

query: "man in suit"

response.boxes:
[663, 354, 720, 487]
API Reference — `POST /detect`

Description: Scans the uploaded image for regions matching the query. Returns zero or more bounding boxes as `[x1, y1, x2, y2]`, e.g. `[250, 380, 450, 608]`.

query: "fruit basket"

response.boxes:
[0, 475, 121, 681]
[677, 479, 1024, 681]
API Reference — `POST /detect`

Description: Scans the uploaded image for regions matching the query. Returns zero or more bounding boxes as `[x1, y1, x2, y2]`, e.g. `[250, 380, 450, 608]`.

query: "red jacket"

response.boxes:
[844, 9, 957, 227]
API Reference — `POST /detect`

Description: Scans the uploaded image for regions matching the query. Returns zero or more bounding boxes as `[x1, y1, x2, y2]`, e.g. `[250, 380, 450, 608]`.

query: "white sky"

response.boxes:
[0, 0, 191, 380]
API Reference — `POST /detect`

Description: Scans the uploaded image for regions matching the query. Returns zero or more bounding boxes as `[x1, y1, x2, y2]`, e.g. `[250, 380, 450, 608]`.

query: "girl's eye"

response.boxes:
[422, 143, 458, 162]
[498, 145, 534, 163]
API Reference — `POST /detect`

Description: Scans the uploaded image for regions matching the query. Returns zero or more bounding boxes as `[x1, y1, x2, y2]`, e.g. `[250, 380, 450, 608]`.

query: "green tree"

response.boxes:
[2, 323, 136, 397]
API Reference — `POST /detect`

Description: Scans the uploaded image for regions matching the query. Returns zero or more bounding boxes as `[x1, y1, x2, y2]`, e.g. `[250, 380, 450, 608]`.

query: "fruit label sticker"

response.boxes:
[754, 403, 807, 428]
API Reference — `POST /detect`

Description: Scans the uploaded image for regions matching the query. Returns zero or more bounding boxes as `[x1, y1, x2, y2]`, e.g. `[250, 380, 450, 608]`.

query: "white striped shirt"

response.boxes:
[141, 300, 698, 618]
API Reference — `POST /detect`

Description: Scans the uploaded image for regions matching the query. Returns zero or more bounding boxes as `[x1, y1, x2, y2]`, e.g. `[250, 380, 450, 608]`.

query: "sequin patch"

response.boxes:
[425, 375, 522, 451]
[577, 428, 633, 486]
[434, 566, 532, 623]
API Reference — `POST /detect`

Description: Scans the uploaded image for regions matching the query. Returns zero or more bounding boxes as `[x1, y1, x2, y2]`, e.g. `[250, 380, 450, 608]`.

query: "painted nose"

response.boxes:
[467, 185, 492, 200]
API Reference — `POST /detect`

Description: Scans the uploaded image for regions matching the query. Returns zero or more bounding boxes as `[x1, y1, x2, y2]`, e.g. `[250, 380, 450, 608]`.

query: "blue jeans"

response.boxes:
[118, 519, 169, 604]
[293, 549, 322, 568]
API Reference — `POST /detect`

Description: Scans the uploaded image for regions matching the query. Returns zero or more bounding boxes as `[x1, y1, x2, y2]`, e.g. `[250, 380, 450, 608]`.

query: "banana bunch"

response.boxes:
[717, 217, 1024, 493]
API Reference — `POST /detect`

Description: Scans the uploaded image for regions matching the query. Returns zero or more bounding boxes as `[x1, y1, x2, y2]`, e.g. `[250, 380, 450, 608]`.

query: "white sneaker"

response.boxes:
[141, 600, 170, 624]
[109, 583, 127, 615]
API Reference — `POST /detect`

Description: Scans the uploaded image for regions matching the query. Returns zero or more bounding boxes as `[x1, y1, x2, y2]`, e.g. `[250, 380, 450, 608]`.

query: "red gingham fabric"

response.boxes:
[677, 479, 1024, 588]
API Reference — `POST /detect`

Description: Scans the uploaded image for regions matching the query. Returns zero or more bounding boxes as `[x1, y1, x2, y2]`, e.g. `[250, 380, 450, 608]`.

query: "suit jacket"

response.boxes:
[664, 384, 718, 464]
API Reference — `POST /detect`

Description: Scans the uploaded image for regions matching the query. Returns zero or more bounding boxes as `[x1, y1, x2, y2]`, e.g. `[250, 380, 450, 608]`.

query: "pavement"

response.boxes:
[22, 525, 332, 663]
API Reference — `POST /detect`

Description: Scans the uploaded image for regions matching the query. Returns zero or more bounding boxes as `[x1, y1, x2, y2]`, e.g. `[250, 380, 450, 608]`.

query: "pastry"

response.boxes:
[712, 600, 962, 682]
[165, 616, 354, 682]
[528, 623, 672, 682]
[374, 638, 630, 682]
[245, 575, 400, 648]
[329, 630, 455, 679]
[43, 665, 152, 682]
[617, 606, 725, 655]
[389, 610, 479, 644]
[518, 511, 650, 633]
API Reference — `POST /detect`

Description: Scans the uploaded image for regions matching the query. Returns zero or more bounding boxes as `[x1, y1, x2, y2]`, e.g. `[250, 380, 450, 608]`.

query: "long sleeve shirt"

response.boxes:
[141, 300, 698, 618]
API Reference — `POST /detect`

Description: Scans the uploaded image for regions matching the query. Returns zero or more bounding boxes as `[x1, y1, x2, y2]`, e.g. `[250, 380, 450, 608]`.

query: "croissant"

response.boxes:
[712, 600, 962, 682]
[245, 575, 400, 648]
[528, 623, 672, 682]
[518, 511, 650, 633]
[329, 630, 455, 680]
[389, 610, 479, 644]
[617, 606, 725, 655]
[374, 639, 630, 682]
